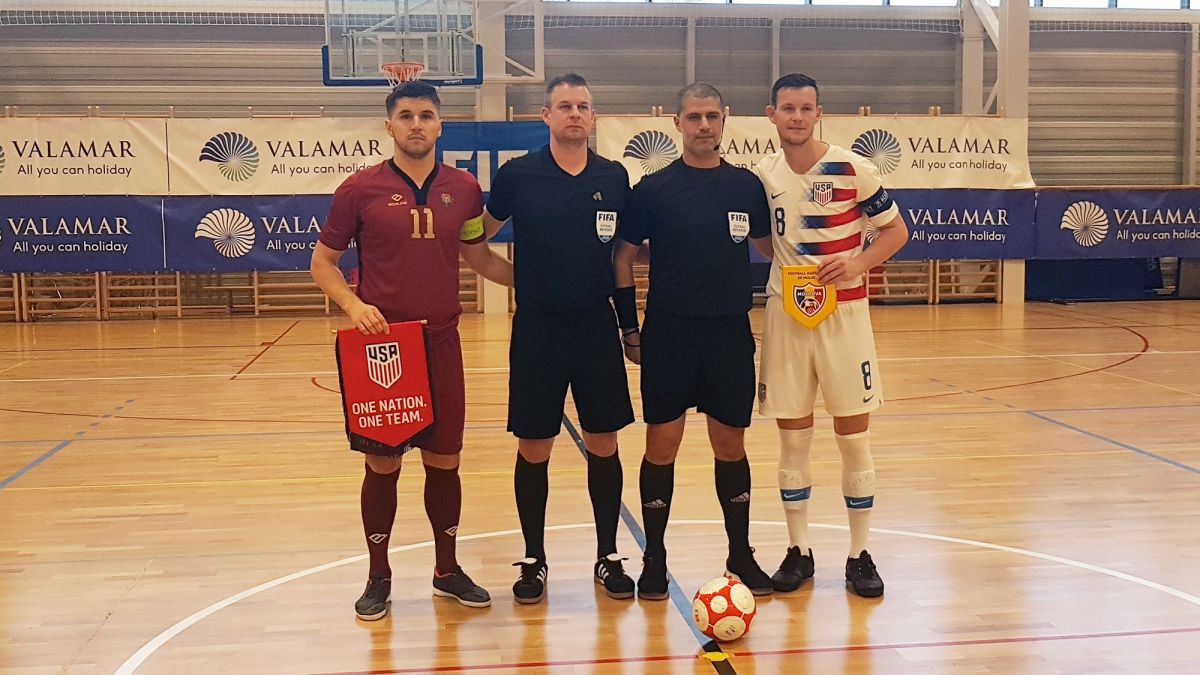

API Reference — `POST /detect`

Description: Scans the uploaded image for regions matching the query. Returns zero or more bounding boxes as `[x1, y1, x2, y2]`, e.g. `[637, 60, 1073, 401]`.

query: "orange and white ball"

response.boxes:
[692, 576, 756, 641]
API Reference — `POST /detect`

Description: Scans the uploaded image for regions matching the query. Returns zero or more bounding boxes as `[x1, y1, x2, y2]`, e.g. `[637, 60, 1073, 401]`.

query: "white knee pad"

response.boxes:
[778, 427, 814, 509]
[836, 430, 875, 501]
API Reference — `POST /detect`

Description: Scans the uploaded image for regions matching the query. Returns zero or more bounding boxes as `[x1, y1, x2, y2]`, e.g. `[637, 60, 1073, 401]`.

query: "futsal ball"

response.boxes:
[692, 576, 756, 641]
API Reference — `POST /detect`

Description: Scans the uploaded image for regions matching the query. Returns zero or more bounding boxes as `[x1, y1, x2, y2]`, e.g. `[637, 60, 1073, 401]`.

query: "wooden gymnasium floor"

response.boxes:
[2, 301, 1200, 675]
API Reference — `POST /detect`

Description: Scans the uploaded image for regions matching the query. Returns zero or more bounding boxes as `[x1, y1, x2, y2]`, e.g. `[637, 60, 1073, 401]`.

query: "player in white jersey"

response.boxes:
[752, 73, 909, 598]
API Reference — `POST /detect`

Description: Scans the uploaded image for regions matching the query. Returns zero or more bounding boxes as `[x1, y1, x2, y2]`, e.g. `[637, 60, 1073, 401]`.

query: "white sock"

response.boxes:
[837, 430, 875, 558]
[778, 426, 814, 551]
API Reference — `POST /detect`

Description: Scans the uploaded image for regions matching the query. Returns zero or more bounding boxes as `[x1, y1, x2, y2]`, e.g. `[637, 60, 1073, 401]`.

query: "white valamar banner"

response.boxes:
[819, 117, 1033, 189]
[597, 116, 1032, 189]
[598, 116, 783, 185]
[168, 118, 390, 195]
[0, 118, 168, 195]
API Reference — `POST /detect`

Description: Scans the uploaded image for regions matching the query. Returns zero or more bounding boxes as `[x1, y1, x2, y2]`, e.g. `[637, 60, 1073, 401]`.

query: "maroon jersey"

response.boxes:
[320, 160, 485, 332]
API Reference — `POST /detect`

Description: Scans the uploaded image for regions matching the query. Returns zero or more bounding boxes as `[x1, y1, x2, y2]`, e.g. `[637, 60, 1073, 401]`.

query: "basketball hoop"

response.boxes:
[381, 62, 426, 86]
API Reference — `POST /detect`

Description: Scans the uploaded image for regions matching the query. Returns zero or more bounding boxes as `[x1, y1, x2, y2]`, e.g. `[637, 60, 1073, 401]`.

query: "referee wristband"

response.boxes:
[613, 286, 639, 331]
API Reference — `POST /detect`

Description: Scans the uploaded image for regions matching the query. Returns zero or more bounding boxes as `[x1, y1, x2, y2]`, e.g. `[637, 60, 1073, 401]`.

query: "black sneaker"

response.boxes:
[512, 558, 548, 605]
[637, 554, 669, 601]
[432, 566, 492, 608]
[354, 575, 391, 621]
[594, 553, 635, 600]
[846, 550, 885, 598]
[772, 546, 815, 593]
[725, 548, 774, 596]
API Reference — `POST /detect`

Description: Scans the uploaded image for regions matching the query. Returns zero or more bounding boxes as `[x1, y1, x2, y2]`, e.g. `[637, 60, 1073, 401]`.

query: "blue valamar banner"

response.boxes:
[0, 196, 165, 273]
[891, 189, 1036, 261]
[1036, 188, 1200, 259]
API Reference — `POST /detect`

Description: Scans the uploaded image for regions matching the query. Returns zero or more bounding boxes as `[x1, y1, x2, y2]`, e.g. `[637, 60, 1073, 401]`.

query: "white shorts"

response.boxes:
[758, 296, 883, 419]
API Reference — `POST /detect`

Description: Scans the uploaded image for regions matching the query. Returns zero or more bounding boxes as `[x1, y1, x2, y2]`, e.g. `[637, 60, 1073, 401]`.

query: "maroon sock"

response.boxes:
[361, 463, 401, 579]
[424, 464, 463, 575]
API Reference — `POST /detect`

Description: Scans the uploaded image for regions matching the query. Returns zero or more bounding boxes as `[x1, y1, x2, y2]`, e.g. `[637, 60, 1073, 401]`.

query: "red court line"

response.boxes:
[229, 320, 300, 381]
[311, 377, 340, 394]
[309, 626, 1200, 674]
[728, 625, 1200, 658]
[893, 325, 1150, 402]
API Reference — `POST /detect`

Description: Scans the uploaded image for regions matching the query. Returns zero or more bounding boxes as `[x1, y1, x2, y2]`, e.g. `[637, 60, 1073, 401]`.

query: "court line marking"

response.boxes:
[2, 449, 1148, 494]
[307, 626, 1200, 673]
[0, 359, 31, 375]
[1028, 411, 1200, 475]
[113, 520, 1200, 675]
[0, 399, 135, 490]
[229, 320, 300, 381]
[7, 349, 1200, 385]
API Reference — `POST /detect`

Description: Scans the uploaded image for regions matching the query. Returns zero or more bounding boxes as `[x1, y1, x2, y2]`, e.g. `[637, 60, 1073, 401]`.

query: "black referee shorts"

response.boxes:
[508, 306, 635, 439]
[640, 311, 756, 428]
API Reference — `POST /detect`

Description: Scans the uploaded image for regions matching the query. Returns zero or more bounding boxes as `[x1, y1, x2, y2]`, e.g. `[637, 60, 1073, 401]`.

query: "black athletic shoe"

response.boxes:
[637, 554, 669, 601]
[594, 553, 635, 599]
[432, 566, 492, 608]
[512, 558, 548, 604]
[725, 548, 774, 596]
[354, 575, 392, 621]
[845, 550, 885, 598]
[772, 546, 816, 593]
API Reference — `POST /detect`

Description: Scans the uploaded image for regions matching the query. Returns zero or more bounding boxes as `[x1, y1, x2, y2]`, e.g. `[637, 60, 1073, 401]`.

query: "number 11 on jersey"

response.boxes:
[411, 207, 434, 239]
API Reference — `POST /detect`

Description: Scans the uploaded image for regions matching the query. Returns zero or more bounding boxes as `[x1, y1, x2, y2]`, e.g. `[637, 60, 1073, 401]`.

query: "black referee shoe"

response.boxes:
[772, 546, 815, 593]
[594, 553, 635, 599]
[354, 575, 391, 621]
[512, 558, 548, 605]
[637, 554, 669, 601]
[725, 548, 774, 596]
[846, 550, 885, 598]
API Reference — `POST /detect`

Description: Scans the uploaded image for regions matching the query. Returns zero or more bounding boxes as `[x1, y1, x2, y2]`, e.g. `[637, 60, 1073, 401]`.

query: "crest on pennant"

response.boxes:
[781, 265, 836, 329]
[813, 182, 834, 207]
[365, 342, 403, 389]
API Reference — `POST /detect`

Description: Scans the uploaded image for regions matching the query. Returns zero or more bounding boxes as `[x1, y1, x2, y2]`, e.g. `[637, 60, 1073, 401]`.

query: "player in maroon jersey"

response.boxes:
[311, 81, 513, 620]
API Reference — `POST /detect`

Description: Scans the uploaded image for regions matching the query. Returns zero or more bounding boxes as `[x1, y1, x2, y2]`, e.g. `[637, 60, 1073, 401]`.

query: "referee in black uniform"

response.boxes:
[483, 73, 636, 604]
[613, 83, 775, 600]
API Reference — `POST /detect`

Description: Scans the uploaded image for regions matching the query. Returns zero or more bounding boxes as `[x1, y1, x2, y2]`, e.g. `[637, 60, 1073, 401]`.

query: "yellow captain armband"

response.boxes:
[459, 215, 485, 242]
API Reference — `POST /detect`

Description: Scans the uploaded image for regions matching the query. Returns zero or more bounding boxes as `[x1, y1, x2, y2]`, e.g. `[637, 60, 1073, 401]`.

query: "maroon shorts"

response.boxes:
[348, 327, 466, 457]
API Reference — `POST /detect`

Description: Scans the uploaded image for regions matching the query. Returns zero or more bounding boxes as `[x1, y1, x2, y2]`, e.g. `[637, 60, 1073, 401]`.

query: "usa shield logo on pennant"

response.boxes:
[728, 212, 750, 243]
[813, 181, 834, 206]
[596, 210, 617, 243]
[365, 342, 402, 389]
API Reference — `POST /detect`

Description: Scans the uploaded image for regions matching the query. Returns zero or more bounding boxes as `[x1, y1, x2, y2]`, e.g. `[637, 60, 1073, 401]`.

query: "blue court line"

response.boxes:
[0, 400, 136, 490]
[1026, 411, 1200, 476]
[0, 440, 74, 490]
[561, 416, 736, 674]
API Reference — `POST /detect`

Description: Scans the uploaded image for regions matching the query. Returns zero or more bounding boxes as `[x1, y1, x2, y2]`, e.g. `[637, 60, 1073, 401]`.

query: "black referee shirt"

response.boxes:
[486, 145, 631, 315]
[619, 158, 770, 317]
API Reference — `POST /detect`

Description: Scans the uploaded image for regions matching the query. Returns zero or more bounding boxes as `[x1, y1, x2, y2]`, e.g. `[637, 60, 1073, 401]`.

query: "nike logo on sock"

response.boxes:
[781, 487, 812, 501]
[846, 497, 874, 509]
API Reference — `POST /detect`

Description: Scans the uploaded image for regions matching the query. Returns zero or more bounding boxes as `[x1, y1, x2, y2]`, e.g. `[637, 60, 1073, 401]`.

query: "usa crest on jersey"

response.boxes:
[813, 182, 834, 207]
[366, 342, 403, 389]
[596, 210, 617, 243]
[781, 265, 836, 329]
[728, 212, 750, 243]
